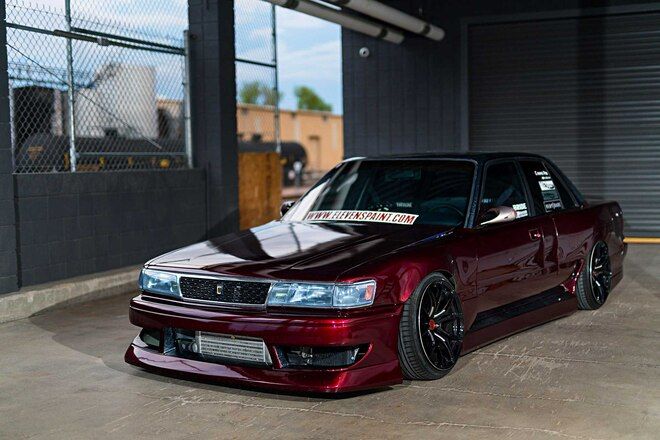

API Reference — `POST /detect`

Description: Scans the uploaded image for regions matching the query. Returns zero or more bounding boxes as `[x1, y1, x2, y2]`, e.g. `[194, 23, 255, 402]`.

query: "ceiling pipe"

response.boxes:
[325, 0, 445, 41]
[263, 0, 404, 44]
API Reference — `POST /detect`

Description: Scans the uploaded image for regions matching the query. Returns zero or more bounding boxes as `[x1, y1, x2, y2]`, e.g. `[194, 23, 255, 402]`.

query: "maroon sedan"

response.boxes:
[125, 153, 626, 393]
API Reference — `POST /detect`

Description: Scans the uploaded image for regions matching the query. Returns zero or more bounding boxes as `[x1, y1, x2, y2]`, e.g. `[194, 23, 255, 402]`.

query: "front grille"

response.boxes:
[179, 277, 271, 305]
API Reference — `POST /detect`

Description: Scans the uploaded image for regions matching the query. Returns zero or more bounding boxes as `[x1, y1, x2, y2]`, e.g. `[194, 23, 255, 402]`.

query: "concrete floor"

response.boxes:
[1, 246, 658, 439]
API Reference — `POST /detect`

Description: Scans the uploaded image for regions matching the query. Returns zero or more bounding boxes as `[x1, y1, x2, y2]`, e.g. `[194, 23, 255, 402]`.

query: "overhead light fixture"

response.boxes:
[264, 0, 404, 44]
[324, 0, 445, 41]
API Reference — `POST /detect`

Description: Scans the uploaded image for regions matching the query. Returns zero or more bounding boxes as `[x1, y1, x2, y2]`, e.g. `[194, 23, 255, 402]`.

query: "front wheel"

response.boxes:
[398, 273, 464, 380]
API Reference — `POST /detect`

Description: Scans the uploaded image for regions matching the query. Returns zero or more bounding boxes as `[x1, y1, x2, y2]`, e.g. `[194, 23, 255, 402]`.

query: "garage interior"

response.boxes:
[342, 0, 660, 238]
[1, 0, 659, 438]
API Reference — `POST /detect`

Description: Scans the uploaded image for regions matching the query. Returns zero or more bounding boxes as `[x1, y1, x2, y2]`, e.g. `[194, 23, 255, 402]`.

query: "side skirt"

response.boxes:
[461, 286, 577, 354]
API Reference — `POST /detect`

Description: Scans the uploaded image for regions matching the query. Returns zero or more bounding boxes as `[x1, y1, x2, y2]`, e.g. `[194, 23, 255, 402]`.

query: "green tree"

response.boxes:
[294, 86, 332, 112]
[239, 81, 262, 104]
[262, 87, 282, 106]
[239, 81, 282, 106]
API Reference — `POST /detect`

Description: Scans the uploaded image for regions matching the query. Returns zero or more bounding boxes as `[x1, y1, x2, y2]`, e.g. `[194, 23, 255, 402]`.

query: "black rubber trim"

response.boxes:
[470, 287, 572, 331]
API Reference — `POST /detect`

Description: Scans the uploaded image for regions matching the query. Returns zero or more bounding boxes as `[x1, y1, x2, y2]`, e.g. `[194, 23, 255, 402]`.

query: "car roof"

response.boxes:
[348, 152, 547, 165]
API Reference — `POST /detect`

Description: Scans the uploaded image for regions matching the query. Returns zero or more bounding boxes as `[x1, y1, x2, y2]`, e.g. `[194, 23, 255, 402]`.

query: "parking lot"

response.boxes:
[1, 245, 658, 440]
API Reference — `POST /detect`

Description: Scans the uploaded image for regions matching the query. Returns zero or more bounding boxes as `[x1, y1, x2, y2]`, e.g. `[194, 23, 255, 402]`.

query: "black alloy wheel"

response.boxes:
[577, 241, 613, 310]
[418, 281, 464, 370]
[398, 274, 464, 380]
[590, 241, 613, 305]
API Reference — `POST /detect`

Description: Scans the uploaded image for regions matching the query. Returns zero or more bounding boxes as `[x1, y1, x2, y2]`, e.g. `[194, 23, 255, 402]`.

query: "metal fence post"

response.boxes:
[272, 4, 281, 155]
[64, 0, 77, 172]
[183, 30, 193, 168]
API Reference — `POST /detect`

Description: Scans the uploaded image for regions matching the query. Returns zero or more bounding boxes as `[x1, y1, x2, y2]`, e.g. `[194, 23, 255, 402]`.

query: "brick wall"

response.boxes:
[342, 0, 459, 158]
[13, 170, 206, 287]
[0, 0, 246, 294]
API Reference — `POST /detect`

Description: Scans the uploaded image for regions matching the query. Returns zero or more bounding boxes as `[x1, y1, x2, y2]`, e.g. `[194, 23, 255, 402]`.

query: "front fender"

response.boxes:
[338, 231, 478, 308]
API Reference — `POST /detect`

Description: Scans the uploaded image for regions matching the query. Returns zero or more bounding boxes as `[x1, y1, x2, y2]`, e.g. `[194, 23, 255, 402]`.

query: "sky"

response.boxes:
[275, 7, 342, 113]
[8, 0, 343, 113]
[235, 1, 342, 113]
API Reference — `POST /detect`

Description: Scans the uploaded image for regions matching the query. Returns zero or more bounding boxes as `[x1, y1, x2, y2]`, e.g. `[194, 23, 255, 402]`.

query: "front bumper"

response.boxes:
[125, 295, 403, 393]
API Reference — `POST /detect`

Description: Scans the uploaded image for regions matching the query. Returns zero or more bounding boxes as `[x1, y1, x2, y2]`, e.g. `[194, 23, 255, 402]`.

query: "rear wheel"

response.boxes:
[576, 241, 613, 310]
[398, 274, 464, 380]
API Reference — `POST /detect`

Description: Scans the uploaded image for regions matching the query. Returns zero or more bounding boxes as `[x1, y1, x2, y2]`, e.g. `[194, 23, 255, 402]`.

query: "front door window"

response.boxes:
[479, 161, 529, 219]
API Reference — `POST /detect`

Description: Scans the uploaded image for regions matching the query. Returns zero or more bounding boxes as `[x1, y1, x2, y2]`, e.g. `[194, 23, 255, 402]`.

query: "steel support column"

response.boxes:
[188, 0, 239, 237]
[0, 0, 19, 294]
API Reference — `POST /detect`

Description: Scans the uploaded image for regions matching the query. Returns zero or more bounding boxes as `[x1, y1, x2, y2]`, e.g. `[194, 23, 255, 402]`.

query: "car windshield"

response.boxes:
[282, 159, 475, 226]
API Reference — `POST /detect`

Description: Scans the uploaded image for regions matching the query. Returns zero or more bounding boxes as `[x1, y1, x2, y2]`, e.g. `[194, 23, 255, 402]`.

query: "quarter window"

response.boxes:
[546, 165, 576, 209]
[519, 160, 573, 215]
[479, 161, 529, 220]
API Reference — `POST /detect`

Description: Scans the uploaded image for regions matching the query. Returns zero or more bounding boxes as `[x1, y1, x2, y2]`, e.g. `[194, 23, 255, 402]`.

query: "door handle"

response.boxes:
[529, 228, 542, 241]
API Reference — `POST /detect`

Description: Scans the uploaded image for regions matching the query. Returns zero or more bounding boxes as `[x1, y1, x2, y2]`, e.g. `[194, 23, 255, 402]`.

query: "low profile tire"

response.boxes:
[576, 241, 613, 310]
[398, 273, 464, 380]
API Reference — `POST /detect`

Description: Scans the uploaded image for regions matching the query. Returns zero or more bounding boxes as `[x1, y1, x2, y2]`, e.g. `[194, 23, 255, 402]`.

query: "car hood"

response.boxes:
[147, 221, 453, 281]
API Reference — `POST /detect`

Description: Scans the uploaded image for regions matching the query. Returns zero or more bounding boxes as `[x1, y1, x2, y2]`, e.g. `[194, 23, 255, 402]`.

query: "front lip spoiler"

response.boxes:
[126, 295, 404, 392]
[125, 341, 401, 394]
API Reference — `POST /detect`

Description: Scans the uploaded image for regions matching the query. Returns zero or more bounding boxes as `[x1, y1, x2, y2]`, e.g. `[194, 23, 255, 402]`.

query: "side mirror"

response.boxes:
[479, 206, 517, 226]
[280, 200, 295, 217]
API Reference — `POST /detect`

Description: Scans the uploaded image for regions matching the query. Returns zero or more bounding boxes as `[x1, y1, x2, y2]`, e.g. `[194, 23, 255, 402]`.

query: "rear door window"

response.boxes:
[519, 160, 572, 215]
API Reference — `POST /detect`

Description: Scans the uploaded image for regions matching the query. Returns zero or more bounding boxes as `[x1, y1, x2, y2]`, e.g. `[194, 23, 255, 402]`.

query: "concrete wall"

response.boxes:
[13, 170, 206, 287]
[342, 0, 660, 157]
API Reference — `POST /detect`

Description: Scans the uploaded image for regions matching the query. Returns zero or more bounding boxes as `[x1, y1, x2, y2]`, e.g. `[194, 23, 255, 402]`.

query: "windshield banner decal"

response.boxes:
[305, 210, 419, 225]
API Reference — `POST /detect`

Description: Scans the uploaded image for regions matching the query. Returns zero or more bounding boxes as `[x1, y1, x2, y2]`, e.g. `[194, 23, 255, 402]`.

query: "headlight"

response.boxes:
[139, 269, 180, 298]
[267, 280, 376, 308]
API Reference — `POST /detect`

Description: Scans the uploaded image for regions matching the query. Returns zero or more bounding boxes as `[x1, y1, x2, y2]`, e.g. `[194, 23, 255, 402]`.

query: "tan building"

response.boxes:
[156, 98, 184, 140]
[236, 103, 343, 173]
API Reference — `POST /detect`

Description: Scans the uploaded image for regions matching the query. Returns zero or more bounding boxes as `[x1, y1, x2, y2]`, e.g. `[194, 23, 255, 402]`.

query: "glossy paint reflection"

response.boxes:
[148, 221, 455, 281]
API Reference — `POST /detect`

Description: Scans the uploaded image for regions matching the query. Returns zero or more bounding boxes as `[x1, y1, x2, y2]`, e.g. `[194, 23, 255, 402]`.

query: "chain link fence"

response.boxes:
[235, 0, 280, 151]
[6, 0, 189, 173]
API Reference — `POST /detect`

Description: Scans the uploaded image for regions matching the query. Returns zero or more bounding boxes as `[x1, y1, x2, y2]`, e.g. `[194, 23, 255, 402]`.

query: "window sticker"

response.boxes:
[305, 210, 418, 225]
[534, 170, 563, 212]
[512, 203, 528, 218]
[544, 200, 562, 211]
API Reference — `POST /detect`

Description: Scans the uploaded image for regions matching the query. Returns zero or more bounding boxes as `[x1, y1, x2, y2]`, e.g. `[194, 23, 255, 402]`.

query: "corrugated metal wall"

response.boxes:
[469, 12, 660, 237]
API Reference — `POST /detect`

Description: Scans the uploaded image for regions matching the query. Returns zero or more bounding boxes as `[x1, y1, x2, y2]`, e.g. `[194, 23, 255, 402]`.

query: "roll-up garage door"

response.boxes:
[468, 12, 660, 237]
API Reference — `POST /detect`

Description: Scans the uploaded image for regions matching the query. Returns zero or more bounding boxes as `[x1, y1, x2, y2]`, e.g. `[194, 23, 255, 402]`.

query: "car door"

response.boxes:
[532, 160, 586, 286]
[519, 159, 575, 289]
[474, 160, 549, 311]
